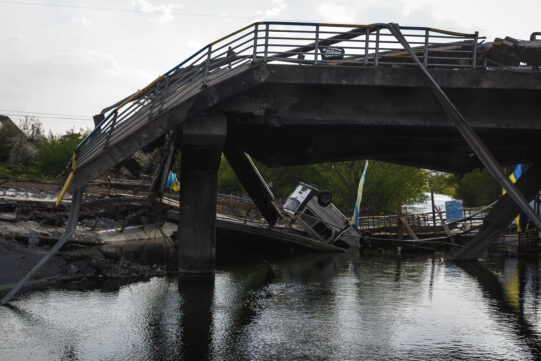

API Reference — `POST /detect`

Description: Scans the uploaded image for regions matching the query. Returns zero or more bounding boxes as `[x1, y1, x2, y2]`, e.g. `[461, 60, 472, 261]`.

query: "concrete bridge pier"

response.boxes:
[177, 113, 226, 274]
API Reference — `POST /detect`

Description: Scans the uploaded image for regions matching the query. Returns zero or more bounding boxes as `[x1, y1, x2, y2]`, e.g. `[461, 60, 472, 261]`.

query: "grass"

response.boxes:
[0, 162, 60, 183]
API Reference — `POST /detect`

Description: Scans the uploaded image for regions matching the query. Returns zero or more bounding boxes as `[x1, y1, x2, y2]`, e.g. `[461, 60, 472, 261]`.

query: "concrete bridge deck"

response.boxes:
[65, 22, 541, 193]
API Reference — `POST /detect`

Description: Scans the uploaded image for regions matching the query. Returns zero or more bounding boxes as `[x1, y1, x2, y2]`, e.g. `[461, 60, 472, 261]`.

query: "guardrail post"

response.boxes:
[314, 24, 320, 65]
[423, 29, 429, 67]
[472, 31, 479, 69]
[104, 110, 118, 149]
[364, 28, 369, 65]
[203, 45, 211, 85]
[252, 23, 259, 61]
[264, 24, 269, 62]
[375, 29, 380, 66]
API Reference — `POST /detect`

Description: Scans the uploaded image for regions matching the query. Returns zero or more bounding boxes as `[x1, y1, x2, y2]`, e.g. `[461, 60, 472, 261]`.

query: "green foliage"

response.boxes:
[333, 161, 428, 215]
[217, 158, 429, 215]
[0, 115, 87, 181]
[427, 172, 458, 197]
[35, 130, 87, 176]
[0, 161, 48, 182]
[0, 117, 22, 162]
[455, 168, 501, 207]
[257, 162, 329, 201]
[217, 157, 245, 194]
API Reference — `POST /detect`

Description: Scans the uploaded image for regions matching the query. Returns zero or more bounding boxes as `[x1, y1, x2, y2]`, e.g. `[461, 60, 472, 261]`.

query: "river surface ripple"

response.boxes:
[1, 254, 540, 361]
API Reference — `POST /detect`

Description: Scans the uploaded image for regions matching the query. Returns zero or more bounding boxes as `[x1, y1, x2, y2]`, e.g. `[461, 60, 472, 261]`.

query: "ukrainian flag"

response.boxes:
[166, 171, 180, 192]
[503, 164, 528, 232]
[352, 160, 369, 228]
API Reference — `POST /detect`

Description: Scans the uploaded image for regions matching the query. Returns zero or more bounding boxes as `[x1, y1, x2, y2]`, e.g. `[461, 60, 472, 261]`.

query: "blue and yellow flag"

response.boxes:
[166, 171, 180, 192]
[503, 164, 528, 232]
[352, 160, 369, 228]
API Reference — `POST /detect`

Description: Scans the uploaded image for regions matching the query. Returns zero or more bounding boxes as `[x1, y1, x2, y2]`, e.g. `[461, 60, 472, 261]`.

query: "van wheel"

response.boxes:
[317, 190, 332, 207]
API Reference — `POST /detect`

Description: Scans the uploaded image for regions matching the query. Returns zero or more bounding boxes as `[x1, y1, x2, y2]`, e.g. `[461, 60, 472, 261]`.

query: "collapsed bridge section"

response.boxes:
[4, 21, 541, 303]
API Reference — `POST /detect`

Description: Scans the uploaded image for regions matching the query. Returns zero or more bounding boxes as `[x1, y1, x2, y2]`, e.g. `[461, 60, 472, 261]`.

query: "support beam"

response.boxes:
[396, 189, 403, 240]
[399, 216, 419, 240]
[452, 163, 541, 261]
[149, 129, 179, 196]
[177, 114, 226, 274]
[224, 143, 281, 227]
[388, 23, 541, 231]
[436, 207, 455, 243]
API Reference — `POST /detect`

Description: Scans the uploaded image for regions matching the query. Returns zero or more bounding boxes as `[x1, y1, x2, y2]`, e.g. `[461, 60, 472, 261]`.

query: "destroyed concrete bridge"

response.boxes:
[66, 21, 541, 267]
[4, 22, 541, 302]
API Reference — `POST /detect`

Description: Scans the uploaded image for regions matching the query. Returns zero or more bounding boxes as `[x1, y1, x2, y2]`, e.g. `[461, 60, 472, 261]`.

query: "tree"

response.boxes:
[0, 116, 23, 162]
[427, 172, 458, 197]
[315, 161, 428, 215]
[217, 157, 245, 194]
[217, 158, 429, 215]
[35, 130, 87, 176]
[455, 168, 501, 207]
[8, 135, 38, 171]
[18, 116, 44, 146]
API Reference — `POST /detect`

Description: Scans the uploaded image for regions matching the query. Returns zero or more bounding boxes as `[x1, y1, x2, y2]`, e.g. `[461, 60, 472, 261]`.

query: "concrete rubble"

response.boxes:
[0, 182, 174, 297]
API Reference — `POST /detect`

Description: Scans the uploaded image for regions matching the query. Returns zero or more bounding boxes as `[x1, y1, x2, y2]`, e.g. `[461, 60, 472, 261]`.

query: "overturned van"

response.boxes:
[283, 182, 360, 249]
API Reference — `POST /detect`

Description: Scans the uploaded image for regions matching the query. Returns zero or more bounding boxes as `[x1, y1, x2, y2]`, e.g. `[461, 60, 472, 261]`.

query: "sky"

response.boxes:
[1, 0, 540, 134]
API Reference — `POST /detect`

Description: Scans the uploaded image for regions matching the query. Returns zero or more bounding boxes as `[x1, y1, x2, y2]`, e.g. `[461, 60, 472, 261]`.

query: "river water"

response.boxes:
[1, 253, 540, 360]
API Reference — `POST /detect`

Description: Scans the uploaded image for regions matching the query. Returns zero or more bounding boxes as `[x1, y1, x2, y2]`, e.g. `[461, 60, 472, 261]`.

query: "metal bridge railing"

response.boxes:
[358, 206, 491, 235]
[58, 22, 486, 202]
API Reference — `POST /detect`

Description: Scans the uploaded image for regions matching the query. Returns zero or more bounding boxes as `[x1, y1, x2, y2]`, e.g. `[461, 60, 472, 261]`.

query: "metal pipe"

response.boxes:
[264, 24, 269, 61]
[252, 23, 259, 61]
[472, 31, 478, 69]
[314, 24, 320, 64]
[423, 29, 429, 67]
[364, 28, 369, 65]
[375, 29, 380, 66]
[1, 189, 83, 304]
[203, 45, 211, 85]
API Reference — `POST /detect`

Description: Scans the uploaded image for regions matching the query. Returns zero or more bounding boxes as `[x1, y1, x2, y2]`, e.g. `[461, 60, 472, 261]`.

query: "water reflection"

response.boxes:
[178, 275, 214, 361]
[457, 260, 541, 359]
[0, 253, 540, 360]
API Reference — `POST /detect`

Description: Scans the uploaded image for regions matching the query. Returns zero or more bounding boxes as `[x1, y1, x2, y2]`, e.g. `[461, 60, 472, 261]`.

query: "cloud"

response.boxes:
[131, 0, 182, 22]
[315, 0, 464, 29]
[263, 0, 288, 18]
[72, 17, 92, 26]
[316, 2, 355, 23]
[47, 48, 152, 81]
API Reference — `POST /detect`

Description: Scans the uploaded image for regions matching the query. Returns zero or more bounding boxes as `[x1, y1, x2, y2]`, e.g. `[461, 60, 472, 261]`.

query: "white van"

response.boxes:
[283, 182, 359, 249]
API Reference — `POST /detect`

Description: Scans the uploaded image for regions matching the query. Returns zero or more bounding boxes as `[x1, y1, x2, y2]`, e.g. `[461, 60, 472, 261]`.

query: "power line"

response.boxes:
[0, 109, 90, 119]
[0, 0, 257, 20]
[2, 113, 92, 123]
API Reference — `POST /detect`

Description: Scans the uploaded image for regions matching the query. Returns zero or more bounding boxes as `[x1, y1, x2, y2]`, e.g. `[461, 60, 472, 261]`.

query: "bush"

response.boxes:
[455, 168, 500, 207]
[35, 131, 86, 177]
[0, 116, 23, 162]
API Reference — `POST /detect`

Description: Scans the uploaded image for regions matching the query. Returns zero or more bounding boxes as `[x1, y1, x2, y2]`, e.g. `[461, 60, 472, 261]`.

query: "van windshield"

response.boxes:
[284, 198, 301, 212]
